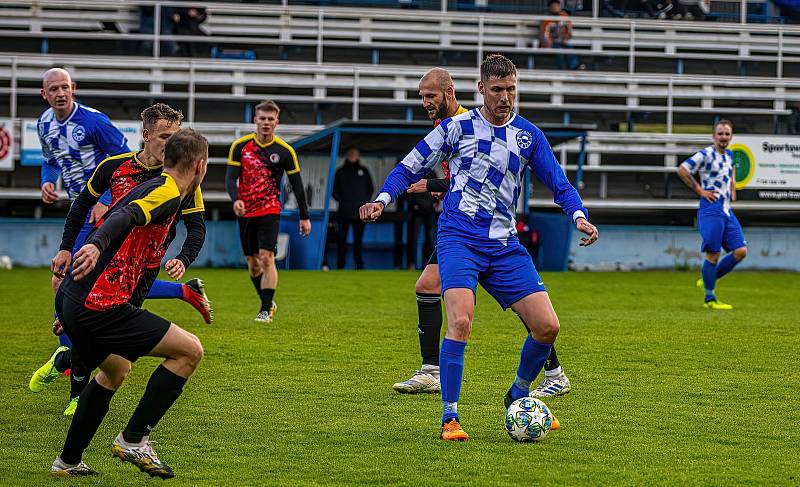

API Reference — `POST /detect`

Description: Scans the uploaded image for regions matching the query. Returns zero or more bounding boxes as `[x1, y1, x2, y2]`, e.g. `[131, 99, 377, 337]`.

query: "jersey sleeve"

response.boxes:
[85, 156, 124, 198]
[375, 120, 456, 205]
[131, 179, 182, 225]
[280, 140, 301, 175]
[180, 187, 205, 215]
[528, 127, 587, 223]
[91, 112, 131, 157]
[681, 149, 707, 175]
[228, 138, 245, 167]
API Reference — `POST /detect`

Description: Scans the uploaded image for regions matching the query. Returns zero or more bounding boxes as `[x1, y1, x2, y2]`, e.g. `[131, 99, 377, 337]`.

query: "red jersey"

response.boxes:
[227, 133, 301, 218]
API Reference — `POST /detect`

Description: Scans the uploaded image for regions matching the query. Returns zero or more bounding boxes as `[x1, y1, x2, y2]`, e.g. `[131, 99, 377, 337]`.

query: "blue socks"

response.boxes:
[440, 338, 466, 424]
[146, 279, 184, 299]
[715, 253, 740, 280]
[702, 259, 717, 302]
[510, 334, 553, 402]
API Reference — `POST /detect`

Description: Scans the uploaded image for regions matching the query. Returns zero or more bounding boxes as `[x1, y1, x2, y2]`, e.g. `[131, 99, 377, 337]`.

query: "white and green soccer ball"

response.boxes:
[505, 397, 552, 442]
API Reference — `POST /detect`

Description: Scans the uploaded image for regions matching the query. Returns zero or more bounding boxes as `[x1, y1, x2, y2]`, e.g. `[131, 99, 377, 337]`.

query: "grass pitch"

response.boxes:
[1, 268, 798, 486]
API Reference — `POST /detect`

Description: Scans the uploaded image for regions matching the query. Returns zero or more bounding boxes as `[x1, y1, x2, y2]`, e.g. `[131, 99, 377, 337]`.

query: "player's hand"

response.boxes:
[698, 189, 718, 203]
[165, 259, 186, 280]
[299, 219, 311, 237]
[233, 200, 246, 217]
[730, 191, 737, 202]
[359, 202, 384, 222]
[89, 202, 109, 224]
[41, 182, 59, 204]
[431, 191, 445, 200]
[407, 180, 428, 194]
[52, 318, 64, 336]
[71, 244, 100, 281]
[51, 250, 72, 279]
[576, 218, 598, 247]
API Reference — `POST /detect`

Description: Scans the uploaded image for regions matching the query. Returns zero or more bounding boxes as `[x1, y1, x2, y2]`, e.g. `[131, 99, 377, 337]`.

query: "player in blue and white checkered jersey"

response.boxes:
[678, 119, 748, 310]
[361, 54, 599, 441]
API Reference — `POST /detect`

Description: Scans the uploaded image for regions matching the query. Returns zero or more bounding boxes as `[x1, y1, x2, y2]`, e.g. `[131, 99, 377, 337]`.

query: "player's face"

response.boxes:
[713, 123, 732, 149]
[41, 74, 75, 112]
[254, 110, 279, 139]
[479, 75, 516, 123]
[419, 82, 450, 121]
[144, 119, 181, 164]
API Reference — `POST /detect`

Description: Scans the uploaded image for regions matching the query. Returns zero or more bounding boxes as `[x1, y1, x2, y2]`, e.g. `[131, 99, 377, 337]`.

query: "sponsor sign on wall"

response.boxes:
[21, 120, 142, 166]
[0, 119, 13, 170]
[731, 135, 800, 200]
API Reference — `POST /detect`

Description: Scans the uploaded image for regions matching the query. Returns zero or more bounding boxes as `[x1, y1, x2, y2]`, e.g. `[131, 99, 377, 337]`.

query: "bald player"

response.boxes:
[393, 68, 572, 399]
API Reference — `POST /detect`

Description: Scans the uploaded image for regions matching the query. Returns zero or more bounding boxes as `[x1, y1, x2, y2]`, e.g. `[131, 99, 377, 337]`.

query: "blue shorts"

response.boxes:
[698, 209, 746, 254]
[438, 236, 546, 310]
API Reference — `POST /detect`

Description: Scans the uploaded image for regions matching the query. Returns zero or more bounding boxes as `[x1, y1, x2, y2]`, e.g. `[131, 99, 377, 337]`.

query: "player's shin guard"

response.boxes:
[60, 379, 116, 465]
[250, 273, 263, 294]
[510, 334, 552, 401]
[715, 253, 740, 280]
[439, 338, 466, 424]
[123, 365, 187, 444]
[69, 360, 89, 399]
[702, 260, 718, 301]
[146, 280, 184, 299]
[416, 293, 442, 366]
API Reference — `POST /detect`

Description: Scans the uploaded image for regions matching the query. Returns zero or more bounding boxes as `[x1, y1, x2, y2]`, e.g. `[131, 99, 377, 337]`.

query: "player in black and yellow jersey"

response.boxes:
[30, 104, 211, 419]
[226, 99, 310, 322]
[50, 129, 208, 478]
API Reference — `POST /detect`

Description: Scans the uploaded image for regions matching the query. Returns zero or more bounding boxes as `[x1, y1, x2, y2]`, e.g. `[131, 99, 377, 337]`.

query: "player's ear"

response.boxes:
[40, 88, 46, 100]
[477, 80, 484, 95]
[142, 128, 149, 142]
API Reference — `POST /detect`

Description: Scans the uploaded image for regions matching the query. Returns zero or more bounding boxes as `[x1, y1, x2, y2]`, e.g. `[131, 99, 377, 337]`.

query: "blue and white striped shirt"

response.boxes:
[680, 145, 734, 215]
[376, 109, 586, 244]
[38, 102, 130, 201]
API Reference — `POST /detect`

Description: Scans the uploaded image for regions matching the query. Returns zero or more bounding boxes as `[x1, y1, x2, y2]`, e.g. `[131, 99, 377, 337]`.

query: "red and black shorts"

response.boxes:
[238, 214, 280, 255]
[55, 290, 171, 371]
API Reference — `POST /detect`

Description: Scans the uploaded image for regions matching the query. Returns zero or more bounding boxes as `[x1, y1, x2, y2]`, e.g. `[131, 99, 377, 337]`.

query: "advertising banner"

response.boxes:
[731, 135, 800, 200]
[0, 119, 13, 171]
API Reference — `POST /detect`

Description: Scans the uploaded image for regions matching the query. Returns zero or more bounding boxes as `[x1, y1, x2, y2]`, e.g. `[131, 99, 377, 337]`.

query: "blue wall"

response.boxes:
[1, 218, 799, 271]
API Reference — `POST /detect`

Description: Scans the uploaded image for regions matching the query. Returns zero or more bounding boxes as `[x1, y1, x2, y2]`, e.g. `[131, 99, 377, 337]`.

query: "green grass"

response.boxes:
[1, 268, 799, 486]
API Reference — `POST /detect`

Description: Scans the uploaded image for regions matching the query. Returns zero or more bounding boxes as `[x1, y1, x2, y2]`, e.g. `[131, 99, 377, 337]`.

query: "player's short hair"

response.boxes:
[164, 128, 208, 170]
[255, 100, 280, 115]
[480, 54, 517, 83]
[714, 119, 733, 132]
[141, 103, 184, 130]
[548, 0, 561, 6]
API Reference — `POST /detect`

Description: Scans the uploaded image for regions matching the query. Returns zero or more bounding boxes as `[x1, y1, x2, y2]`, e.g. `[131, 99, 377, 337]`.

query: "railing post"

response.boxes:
[352, 68, 360, 121]
[592, 0, 599, 18]
[441, 0, 447, 13]
[188, 62, 196, 123]
[154, 2, 161, 59]
[10, 57, 17, 119]
[667, 78, 674, 134]
[777, 27, 784, 79]
[740, 0, 746, 24]
[477, 16, 484, 67]
[317, 10, 324, 65]
[628, 22, 635, 74]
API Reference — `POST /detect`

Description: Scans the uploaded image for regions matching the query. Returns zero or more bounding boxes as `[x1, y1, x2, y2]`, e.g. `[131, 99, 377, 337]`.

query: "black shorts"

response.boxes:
[426, 246, 438, 266]
[238, 214, 280, 256]
[55, 291, 171, 371]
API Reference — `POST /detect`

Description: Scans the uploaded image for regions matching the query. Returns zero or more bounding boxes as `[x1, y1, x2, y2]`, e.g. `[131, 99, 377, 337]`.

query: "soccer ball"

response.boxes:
[505, 397, 552, 442]
[0, 255, 12, 270]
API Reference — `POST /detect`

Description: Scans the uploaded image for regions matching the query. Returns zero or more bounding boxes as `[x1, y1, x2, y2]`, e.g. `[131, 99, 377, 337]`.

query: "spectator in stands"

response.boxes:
[172, 7, 209, 57]
[405, 172, 439, 270]
[137, 6, 178, 56]
[333, 148, 374, 269]
[540, 0, 581, 70]
[787, 102, 800, 134]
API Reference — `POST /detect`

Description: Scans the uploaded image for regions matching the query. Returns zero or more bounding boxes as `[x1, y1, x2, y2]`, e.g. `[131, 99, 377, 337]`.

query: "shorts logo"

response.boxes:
[72, 125, 86, 142]
[269, 153, 280, 163]
[516, 130, 533, 150]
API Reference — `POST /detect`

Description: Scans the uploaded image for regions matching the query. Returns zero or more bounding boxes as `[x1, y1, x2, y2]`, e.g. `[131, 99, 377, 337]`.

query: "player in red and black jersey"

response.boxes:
[391, 69, 571, 399]
[225, 100, 310, 323]
[49, 129, 208, 479]
[33, 105, 211, 421]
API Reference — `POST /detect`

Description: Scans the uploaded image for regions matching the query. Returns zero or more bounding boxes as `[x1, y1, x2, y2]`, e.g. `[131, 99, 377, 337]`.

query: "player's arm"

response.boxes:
[529, 129, 597, 246]
[174, 188, 206, 268]
[39, 126, 61, 204]
[369, 122, 454, 212]
[678, 150, 717, 202]
[227, 140, 246, 215]
[283, 144, 311, 235]
[426, 178, 450, 193]
[92, 113, 131, 157]
[730, 164, 737, 202]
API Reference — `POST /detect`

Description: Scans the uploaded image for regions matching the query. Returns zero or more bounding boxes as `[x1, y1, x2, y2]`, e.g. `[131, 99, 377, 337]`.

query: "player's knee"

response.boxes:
[51, 275, 63, 294]
[734, 247, 748, 261]
[184, 334, 204, 369]
[258, 251, 275, 269]
[705, 252, 720, 264]
[448, 313, 472, 340]
[541, 316, 560, 342]
[415, 274, 440, 294]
